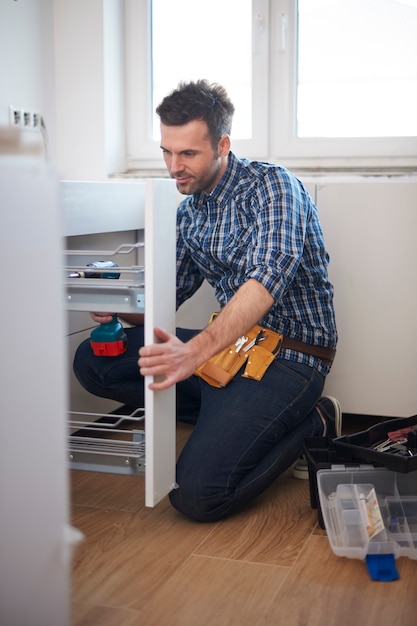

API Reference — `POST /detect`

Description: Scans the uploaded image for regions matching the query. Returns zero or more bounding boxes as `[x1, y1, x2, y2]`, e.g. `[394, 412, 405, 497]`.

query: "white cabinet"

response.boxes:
[63, 179, 178, 506]
[1, 157, 70, 626]
[66, 230, 140, 418]
[318, 178, 417, 417]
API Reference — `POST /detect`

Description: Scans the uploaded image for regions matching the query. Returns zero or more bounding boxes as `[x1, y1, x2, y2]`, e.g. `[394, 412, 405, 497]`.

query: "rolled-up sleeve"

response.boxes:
[246, 169, 310, 302]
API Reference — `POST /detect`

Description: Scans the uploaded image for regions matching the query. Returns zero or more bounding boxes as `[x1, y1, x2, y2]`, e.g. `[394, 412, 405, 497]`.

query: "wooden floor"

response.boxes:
[71, 416, 417, 626]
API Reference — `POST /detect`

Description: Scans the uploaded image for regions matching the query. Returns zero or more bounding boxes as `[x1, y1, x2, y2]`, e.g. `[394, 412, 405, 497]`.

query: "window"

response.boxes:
[151, 0, 253, 141]
[297, 0, 417, 138]
[125, 0, 269, 168]
[125, 0, 417, 171]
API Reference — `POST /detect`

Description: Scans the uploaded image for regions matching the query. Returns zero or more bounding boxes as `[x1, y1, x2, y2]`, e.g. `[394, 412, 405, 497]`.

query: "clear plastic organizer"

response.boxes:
[317, 467, 417, 560]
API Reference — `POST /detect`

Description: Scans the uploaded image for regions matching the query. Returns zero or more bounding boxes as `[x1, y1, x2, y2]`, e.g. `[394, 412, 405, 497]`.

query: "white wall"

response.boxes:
[0, 0, 56, 160]
[318, 178, 417, 417]
[0, 0, 125, 180]
[53, 0, 126, 179]
[0, 0, 47, 122]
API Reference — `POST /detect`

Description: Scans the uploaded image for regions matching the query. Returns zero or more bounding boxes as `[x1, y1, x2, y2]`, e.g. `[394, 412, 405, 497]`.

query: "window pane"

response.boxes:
[297, 0, 417, 138]
[151, 0, 252, 140]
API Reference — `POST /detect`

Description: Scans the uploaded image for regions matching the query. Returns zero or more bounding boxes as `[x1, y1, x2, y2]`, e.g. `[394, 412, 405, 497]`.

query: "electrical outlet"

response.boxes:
[23, 110, 31, 127]
[9, 105, 41, 131]
[9, 105, 22, 127]
[32, 112, 41, 129]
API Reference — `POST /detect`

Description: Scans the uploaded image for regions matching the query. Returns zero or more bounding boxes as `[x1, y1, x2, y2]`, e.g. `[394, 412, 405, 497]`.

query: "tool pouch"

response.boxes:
[242, 345, 278, 381]
[194, 320, 283, 388]
[194, 349, 247, 388]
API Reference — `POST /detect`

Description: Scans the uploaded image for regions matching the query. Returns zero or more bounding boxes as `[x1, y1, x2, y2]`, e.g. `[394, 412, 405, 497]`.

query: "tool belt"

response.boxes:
[194, 317, 336, 388]
[194, 324, 283, 388]
[280, 337, 335, 366]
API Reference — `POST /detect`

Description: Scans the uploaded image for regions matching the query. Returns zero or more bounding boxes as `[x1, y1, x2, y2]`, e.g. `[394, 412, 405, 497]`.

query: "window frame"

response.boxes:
[125, 0, 417, 173]
[269, 0, 417, 170]
[125, 0, 270, 171]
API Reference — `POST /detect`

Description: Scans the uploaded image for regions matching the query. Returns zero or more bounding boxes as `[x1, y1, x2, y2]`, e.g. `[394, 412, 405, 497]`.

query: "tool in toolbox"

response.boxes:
[68, 261, 128, 357]
[332, 414, 417, 472]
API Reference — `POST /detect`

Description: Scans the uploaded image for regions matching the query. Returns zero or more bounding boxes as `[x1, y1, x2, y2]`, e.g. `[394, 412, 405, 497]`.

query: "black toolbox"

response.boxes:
[332, 414, 417, 473]
[303, 436, 372, 528]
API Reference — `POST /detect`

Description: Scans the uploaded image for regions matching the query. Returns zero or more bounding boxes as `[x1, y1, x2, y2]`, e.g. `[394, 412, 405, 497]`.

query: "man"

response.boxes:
[74, 80, 340, 522]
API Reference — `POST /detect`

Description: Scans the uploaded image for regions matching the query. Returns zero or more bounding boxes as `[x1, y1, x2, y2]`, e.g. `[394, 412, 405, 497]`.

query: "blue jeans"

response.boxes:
[73, 327, 325, 522]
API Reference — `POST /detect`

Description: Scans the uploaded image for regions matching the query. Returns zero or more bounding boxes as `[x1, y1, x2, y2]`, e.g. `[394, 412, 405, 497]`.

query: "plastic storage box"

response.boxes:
[317, 467, 417, 560]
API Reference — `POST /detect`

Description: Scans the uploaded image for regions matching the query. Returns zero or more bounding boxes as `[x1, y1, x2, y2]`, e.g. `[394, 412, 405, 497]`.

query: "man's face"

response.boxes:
[160, 120, 229, 195]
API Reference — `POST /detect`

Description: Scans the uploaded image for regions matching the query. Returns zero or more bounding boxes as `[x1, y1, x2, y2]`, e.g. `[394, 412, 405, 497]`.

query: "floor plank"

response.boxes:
[263, 534, 417, 626]
[72, 602, 141, 626]
[70, 471, 145, 513]
[71, 502, 218, 612]
[137, 554, 289, 626]
[195, 468, 316, 566]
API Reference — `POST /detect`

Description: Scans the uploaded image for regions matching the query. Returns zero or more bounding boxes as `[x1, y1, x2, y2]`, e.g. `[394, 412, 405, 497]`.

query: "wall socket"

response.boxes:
[9, 105, 41, 131]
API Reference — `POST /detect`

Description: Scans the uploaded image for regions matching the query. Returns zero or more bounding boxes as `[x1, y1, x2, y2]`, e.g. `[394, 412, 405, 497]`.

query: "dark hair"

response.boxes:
[156, 80, 235, 147]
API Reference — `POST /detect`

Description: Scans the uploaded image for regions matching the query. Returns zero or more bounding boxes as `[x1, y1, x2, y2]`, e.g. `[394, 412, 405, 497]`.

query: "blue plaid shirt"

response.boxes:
[176, 152, 337, 374]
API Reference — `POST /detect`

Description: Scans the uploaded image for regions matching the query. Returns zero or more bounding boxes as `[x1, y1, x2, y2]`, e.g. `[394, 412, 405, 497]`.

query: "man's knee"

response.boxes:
[73, 339, 92, 379]
[168, 471, 232, 523]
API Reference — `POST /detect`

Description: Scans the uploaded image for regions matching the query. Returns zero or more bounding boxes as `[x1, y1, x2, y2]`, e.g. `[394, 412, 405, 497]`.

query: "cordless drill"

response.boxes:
[87, 261, 127, 357]
[69, 260, 128, 357]
[90, 313, 127, 357]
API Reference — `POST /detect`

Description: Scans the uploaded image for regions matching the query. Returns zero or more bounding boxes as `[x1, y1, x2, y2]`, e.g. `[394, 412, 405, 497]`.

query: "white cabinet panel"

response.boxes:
[63, 179, 177, 506]
[61, 180, 145, 235]
[143, 179, 177, 506]
[318, 179, 417, 416]
[1, 158, 70, 625]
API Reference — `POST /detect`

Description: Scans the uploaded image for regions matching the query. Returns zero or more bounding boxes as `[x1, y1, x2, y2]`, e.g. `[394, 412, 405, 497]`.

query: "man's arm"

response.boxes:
[190, 278, 274, 361]
[138, 278, 274, 390]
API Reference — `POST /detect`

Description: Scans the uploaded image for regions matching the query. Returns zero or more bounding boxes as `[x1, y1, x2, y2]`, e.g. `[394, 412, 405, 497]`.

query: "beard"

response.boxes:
[173, 155, 222, 195]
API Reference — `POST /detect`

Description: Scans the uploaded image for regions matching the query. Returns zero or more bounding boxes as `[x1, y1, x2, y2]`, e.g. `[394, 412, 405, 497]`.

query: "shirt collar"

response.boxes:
[193, 152, 242, 210]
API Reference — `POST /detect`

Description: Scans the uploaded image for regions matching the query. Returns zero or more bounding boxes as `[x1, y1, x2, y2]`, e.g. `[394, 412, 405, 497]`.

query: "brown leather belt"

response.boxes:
[281, 337, 336, 365]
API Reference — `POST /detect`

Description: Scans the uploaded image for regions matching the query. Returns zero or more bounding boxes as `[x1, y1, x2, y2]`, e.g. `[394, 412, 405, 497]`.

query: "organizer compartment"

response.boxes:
[317, 467, 417, 560]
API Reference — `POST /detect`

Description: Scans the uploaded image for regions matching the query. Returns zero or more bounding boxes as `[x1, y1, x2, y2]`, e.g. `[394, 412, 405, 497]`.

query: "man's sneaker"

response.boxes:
[292, 455, 309, 480]
[292, 396, 342, 480]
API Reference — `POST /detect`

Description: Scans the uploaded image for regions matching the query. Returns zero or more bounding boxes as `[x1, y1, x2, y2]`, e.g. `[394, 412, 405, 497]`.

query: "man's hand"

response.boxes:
[138, 327, 200, 391]
[139, 279, 274, 391]
[90, 312, 114, 324]
[90, 312, 144, 326]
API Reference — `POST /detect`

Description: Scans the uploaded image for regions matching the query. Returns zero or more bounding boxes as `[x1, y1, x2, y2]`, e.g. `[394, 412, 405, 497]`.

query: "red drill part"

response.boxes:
[90, 339, 127, 357]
